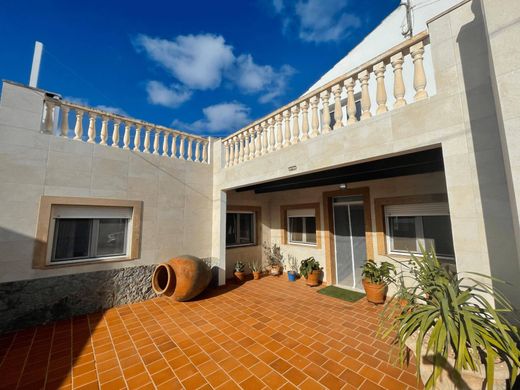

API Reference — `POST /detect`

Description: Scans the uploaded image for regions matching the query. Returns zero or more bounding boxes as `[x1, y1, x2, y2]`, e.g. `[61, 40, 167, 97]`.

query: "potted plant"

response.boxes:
[299, 257, 321, 286]
[234, 261, 246, 282]
[284, 254, 299, 282]
[379, 247, 520, 390]
[249, 260, 262, 280]
[263, 242, 283, 276]
[361, 260, 395, 304]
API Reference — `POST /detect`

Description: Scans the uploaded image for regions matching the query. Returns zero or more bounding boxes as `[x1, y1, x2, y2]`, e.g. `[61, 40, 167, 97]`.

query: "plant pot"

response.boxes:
[234, 271, 246, 282]
[252, 271, 261, 280]
[306, 270, 320, 286]
[287, 271, 297, 282]
[270, 265, 280, 276]
[362, 279, 387, 304]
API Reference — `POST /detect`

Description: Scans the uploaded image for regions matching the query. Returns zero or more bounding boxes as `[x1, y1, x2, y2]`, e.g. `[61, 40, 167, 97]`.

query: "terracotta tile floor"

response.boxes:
[0, 276, 423, 390]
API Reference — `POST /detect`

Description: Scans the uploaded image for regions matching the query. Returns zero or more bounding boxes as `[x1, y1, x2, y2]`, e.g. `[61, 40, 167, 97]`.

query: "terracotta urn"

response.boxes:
[234, 271, 246, 282]
[152, 255, 211, 301]
[252, 271, 261, 280]
[362, 279, 387, 304]
[306, 270, 320, 286]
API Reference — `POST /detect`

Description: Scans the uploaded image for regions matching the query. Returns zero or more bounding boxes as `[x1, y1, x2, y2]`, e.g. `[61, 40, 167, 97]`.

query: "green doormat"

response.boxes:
[318, 285, 366, 302]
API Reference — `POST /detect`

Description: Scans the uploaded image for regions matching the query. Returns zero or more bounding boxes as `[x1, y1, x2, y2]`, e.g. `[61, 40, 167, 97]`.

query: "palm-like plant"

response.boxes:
[379, 248, 520, 389]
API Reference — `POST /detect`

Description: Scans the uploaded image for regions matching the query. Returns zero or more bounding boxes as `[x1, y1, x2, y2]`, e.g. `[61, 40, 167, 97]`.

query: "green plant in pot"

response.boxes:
[263, 242, 283, 276]
[379, 247, 520, 390]
[249, 260, 262, 280]
[361, 260, 395, 304]
[234, 261, 246, 282]
[284, 254, 299, 282]
[299, 257, 321, 286]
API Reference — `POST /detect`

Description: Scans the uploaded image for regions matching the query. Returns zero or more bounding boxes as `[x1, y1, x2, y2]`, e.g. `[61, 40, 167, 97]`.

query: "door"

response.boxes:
[333, 196, 367, 290]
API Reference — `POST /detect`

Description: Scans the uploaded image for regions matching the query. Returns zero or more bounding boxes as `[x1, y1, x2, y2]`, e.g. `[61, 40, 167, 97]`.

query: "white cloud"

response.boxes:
[134, 33, 234, 90]
[63, 96, 128, 116]
[272, 0, 284, 13]
[145, 81, 192, 108]
[172, 102, 251, 134]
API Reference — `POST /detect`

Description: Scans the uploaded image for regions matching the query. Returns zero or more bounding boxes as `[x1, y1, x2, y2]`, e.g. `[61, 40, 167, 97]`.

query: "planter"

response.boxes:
[405, 332, 510, 390]
[270, 265, 281, 276]
[306, 270, 320, 286]
[287, 271, 297, 282]
[252, 271, 261, 280]
[362, 279, 387, 304]
[234, 271, 246, 282]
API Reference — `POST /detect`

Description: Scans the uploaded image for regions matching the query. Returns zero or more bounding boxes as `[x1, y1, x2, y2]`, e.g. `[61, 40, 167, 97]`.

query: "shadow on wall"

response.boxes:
[457, 0, 520, 314]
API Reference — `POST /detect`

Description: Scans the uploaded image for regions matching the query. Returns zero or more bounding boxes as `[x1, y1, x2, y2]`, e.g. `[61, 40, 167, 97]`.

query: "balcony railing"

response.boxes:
[41, 98, 210, 164]
[222, 31, 430, 168]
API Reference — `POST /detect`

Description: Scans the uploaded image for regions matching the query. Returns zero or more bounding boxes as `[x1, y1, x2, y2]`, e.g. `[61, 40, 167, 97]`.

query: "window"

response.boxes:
[48, 205, 132, 264]
[226, 211, 255, 247]
[287, 209, 317, 245]
[385, 202, 455, 259]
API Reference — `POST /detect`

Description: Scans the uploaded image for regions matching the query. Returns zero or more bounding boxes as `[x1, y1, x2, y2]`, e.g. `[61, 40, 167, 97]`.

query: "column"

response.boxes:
[291, 106, 300, 145]
[358, 70, 372, 120]
[87, 113, 96, 143]
[321, 90, 331, 133]
[283, 110, 291, 147]
[332, 84, 344, 129]
[391, 52, 407, 108]
[411, 41, 428, 101]
[374, 61, 388, 114]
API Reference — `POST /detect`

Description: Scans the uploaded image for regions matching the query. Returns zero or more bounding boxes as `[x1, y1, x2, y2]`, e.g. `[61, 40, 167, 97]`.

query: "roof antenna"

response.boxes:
[400, 0, 413, 38]
[29, 41, 44, 88]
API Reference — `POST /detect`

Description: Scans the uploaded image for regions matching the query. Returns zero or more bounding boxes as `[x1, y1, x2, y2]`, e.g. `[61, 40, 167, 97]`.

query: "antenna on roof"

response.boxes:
[400, 0, 413, 38]
[29, 41, 44, 88]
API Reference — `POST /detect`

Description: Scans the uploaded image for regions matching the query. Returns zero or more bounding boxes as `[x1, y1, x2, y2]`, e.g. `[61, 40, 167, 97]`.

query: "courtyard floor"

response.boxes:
[0, 276, 422, 390]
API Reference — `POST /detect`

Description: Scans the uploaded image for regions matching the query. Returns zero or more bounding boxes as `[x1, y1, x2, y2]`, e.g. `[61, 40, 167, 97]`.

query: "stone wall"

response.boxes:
[0, 264, 155, 334]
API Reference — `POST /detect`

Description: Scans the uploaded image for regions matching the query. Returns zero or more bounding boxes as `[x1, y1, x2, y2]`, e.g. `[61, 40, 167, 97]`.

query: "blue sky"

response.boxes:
[0, 0, 398, 137]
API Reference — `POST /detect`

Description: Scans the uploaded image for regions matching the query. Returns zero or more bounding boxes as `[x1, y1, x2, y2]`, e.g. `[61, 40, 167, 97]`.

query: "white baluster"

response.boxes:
[358, 70, 372, 120]
[238, 134, 245, 163]
[255, 125, 261, 157]
[202, 141, 208, 163]
[123, 122, 130, 149]
[233, 136, 240, 164]
[143, 126, 151, 153]
[224, 140, 230, 167]
[73, 110, 84, 140]
[345, 78, 357, 125]
[43, 100, 55, 134]
[243, 132, 250, 161]
[411, 41, 428, 101]
[275, 114, 283, 149]
[391, 52, 407, 108]
[195, 140, 201, 162]
[300, 101, 309, 141]
[171, 134, 178, 158]
[134, 125, 141, 151]
[321, 90, 331, 134]
[332, 84, 344, 129]
[187, 137, 193, 161]
[291, 106, 300, 144]
[248, 128, 256, 159]
[112, 120, 120, 148]
[268, 118, 275, 152]
[163, 131, 170, 156]
[310, 96, 319, 138]
[374, 62, 388, 114]
[153, 129, 160, 155]
[283, 110, 291, 147]
[87, 113, 96, 143]
[261, 122, 268, 154]
[60, 105, 69, 137]
[179, 136, 185, 160]
[100, 116, 108, 145]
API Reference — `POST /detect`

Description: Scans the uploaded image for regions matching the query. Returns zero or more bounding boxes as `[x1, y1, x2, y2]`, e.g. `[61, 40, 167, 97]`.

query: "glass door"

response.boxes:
[333, 196, 366, 290]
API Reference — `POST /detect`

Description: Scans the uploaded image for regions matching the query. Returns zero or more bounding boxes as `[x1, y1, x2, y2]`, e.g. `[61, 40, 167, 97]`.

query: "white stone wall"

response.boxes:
[0, 82, 213, 283]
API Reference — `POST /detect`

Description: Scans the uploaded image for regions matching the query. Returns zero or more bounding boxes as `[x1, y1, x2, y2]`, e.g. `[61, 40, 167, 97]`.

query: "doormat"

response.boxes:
[318, 285, 366, 302]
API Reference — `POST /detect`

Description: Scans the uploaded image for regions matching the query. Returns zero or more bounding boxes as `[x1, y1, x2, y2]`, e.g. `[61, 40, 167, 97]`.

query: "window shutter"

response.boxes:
[384, 202, 449, 217]
[287, 208, 315, 218]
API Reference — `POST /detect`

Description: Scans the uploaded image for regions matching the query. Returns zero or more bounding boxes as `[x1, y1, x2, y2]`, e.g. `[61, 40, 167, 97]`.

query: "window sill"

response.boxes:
[385, 252, 455, 263]
[226, 243, 257, 249]
[286, 242, 318, 248]
[34, 256, 136, 269]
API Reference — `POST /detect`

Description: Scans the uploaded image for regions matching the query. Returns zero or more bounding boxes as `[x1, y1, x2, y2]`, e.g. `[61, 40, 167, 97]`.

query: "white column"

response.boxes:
[195, 140, 201, 162]
[275, 114, 283, 149]
[163, 131, 170, 156]
[261, 122, 268, 154]
[321, 90, 331, 134]
[344, 78, 356, 125]
[202, 141, 208, 163]
[179, 135, 185, 160]
[358, 70, 372, 120]
[100, 116, 108, 145]
[187, 137, 193, 161]
[411, 41, 428, 101]
[255, 125, 261, 157]
[391, 52, 407, 108]
[224, 140, 230, 167]
[268, 118, 275, 152]
[111, 120, 120, 148]
[374, 61, 388, 114]
[300, 101, 309, 141]
[134, 125, 141, 151]
[238, 134, 245, 163]
[233, 136, 240, 164]
[123, 122, 130, 149]
[171, 134, 178, 158]
[43, 100, 55, 134]
[73, 110, 83, 140]
[248, 128, 256, 159]
[153, 129, 160, 155]
[60, 105, 69, 137]
[283, 110, 291, 147]
[310, 96, 319, 138]
[291, 106, 300, 145]
[332, 84, 344, 129]
[87, 113, 96, 143]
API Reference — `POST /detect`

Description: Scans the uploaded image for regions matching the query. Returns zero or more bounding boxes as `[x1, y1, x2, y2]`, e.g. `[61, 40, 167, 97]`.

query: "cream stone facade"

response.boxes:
[0, 0, 519, 315]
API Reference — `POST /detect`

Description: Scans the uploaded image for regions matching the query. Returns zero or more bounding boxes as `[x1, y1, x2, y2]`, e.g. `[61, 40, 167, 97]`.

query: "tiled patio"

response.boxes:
[0, 276, 422, 390]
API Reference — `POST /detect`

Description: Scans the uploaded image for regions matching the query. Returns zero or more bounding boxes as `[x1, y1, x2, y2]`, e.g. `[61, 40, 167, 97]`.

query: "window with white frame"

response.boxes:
[287, 209, 317, 245]
[226, 211, 256, 247]
[48, 205, 133, 264]
[385, 202, 455, 259]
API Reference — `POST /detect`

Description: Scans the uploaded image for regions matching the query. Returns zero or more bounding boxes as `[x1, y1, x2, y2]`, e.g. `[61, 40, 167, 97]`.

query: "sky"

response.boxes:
[0, 0, 399, 137]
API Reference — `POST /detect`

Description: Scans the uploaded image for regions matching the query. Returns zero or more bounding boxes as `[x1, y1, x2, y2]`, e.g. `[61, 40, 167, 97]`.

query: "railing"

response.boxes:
[41, 98, 210, 163]
[222, 31, 430, 168]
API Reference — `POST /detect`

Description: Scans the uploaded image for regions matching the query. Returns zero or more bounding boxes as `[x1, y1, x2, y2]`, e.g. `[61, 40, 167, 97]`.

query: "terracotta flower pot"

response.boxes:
[362, 279, 387, 304]
[252, 271, 261, 280]
[234, 271, 246, 282]
[306, 270, 320, 286]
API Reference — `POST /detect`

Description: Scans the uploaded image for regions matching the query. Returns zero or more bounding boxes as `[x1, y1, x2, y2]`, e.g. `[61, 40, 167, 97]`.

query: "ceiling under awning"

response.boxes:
[235, 148, 444, 194]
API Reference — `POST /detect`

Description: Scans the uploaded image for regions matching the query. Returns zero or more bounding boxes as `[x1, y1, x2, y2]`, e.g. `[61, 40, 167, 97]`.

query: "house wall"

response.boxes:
[214, 0, 520, 309]
[0, 82, 214, 330]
